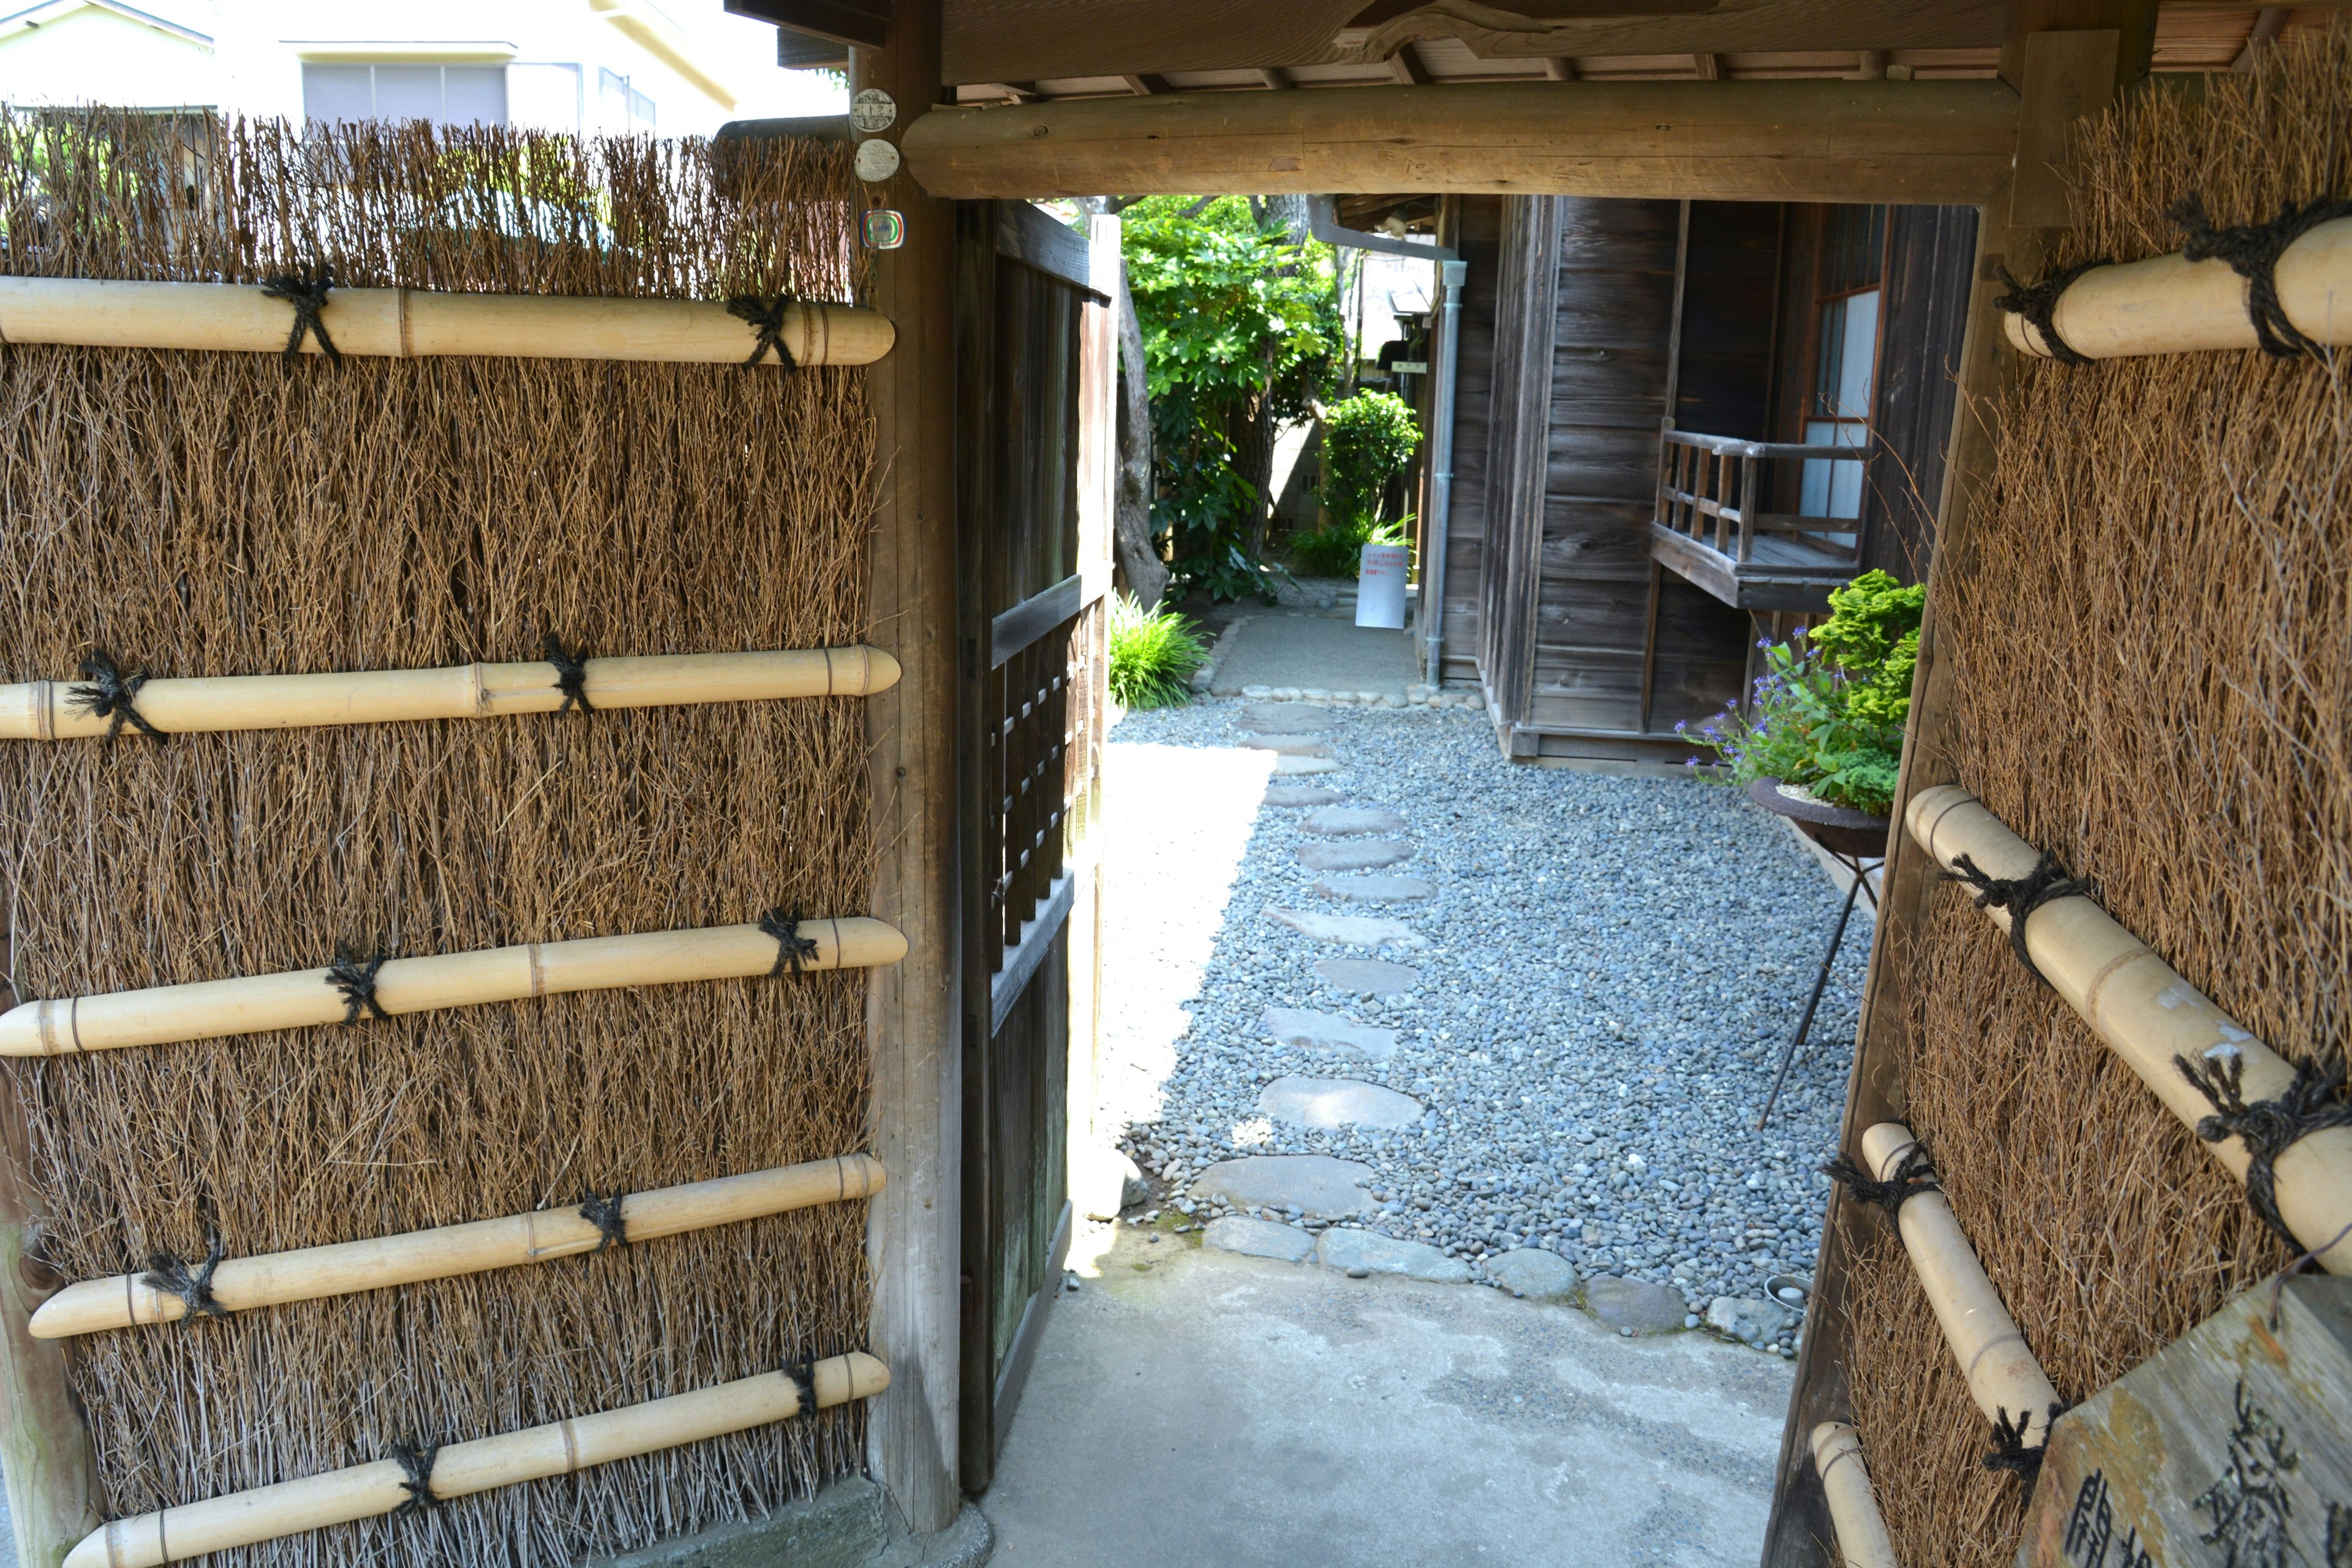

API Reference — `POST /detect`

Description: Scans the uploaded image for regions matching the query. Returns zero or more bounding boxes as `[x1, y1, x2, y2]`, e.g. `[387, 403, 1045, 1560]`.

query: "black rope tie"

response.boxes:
[2174, 1047, 2352, 1245]
[140, 1214, 229, 1325]
[760, 910, 820, 976]
[545, 635, 594, 715]
[2172, 191, 2352, 360]
[1823, 1144, 1941, 1218]
[1942, 852, 2090, 984]
[1994, 259, 2109, 367]
[326, 942, 391, 1025]
[579, 1189, 630, 1253]
[783, 1352, 818, 1412]
[68, 650, 167, 743]
[259, 267, 342, 366]
[1983, 1403, 2068, 1483]
[725, 295, 799, 370]
[388, 1440, 442, 1518]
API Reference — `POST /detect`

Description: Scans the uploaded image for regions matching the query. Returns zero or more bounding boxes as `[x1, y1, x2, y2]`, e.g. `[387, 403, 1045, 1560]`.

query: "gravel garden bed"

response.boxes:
[1104, 696, 1871, 1351]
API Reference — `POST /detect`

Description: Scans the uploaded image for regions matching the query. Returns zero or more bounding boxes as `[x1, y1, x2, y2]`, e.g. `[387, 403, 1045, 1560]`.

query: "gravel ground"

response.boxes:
[1102, 696, 1869, 1340]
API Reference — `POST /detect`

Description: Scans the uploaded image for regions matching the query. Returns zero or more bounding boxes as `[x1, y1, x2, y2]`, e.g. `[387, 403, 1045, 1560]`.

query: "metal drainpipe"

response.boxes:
[1422, 257, 1467, 691]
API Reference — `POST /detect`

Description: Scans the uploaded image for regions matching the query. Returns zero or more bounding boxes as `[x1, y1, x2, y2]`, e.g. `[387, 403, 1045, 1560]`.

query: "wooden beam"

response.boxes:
[1693, 51, 1722, 79]
[1389, 43, 1431, 86]
[853, 0, 965, 1537]
[1543, 55, 1577, 81]
[902, 79, 2022, 205]
[1119, 73, 1169, 95]
[1856, 48, 1889, 79]
[1257, 66, 1292, 90]
[2008, 29, 2119, 228]
[2233, 6, 2288, 72]
[725, 0, 890, 50]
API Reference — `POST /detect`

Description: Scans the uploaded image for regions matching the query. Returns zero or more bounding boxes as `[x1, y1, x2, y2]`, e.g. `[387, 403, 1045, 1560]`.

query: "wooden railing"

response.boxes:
[1655, 429, 1869, 566]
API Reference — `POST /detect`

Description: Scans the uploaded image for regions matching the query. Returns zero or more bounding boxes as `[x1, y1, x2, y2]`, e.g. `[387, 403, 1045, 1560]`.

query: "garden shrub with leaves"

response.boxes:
[1318, 390, 1420, 527]
[1107, 592, 1210, 709]
[1290, 514, 1412, 579]
[1683, 568, 1925, 816]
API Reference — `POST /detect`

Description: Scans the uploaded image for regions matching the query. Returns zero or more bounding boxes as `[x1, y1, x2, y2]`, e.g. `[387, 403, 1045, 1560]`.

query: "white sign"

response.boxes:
[1357, 543, 1410, 630]
[853, 137, 902, 183]
[851, 88, 898, 133]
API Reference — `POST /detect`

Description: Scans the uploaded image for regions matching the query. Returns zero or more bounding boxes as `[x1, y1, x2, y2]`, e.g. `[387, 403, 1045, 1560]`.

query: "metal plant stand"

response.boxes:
[1746, 778, 1891, 1129]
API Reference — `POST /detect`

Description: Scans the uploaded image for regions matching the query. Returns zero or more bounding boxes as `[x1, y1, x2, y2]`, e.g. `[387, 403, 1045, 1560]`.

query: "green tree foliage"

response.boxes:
[1123, 195, 1343, 600]
[1317, 390, 1420, 526]
[1683, 569, 1926, 816]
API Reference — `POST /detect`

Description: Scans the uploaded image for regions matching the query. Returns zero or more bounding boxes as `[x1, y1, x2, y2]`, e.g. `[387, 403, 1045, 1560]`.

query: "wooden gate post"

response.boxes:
[855, 0, 965, 1534]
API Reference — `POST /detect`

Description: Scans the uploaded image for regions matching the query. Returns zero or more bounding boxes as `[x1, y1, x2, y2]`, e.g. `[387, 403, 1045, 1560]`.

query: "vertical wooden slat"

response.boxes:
[854, 0, 965, 1530]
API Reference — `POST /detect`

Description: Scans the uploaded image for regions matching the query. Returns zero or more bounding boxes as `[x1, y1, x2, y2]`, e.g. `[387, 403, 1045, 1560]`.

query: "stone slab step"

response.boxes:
[1193, 1154, 1373, 1218]
[1313, 958, 1422, 995]
[1300, 806, 1409, 838]
[1316, 1229, 1470, 1284]
[1273, 755, 1343, 777]
[1297, 839, 1411, 871]
[1585, 1276, 1690, 1335]
[1237, 706, 1335, 734]
[1259, 1075, 1423, 1129]
[1259, 1006, 1398, 1060]
[1485, 1248, 1578, 1302]
[1265, 908, 1427, 949]
[1202, 1215, 1316, 1263]
[1263, 784, 1346, 809]
[1241, 735, 1331, 756]
[1314, 873, 1433, 903]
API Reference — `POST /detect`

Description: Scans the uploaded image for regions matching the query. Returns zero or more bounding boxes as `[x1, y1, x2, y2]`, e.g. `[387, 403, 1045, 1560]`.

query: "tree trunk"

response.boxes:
[1112, 258, 1166, 609]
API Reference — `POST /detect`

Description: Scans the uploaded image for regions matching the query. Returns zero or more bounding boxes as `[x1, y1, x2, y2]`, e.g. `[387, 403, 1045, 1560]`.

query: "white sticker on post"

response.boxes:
[853, 138, 902, 183]
[851, 88, 898, 133]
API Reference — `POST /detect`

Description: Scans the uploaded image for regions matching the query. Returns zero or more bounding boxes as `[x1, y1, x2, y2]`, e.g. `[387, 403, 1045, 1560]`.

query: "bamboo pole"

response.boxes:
[1808, 1423, 1900, 1568]
[0, 278, 894, 367]
[1860, 1122, 2063, 1445]
[1907, 785, 2352, 1274]
[64, 1352, 891, 1568]
[29, 1154, 885, 1338]
[2002, 216, 2352, 358]
[0, 646, 902, 741]
[0, 917, 907, 1058]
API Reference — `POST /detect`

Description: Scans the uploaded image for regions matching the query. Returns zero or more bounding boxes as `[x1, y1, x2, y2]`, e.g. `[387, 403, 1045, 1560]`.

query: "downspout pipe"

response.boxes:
[1423, 257, 1466, 688]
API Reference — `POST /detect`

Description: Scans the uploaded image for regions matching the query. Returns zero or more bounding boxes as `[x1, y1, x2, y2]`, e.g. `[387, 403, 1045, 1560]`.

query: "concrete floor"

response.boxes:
[981, 1222, 1793, 1568]
[1205, 606, 1425, 699]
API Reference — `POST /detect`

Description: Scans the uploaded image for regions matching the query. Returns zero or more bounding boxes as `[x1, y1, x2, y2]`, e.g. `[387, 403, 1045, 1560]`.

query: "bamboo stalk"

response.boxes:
[1808, 1423, 1900, 1568]
[0, 278, 893, 366]
[28, 1154, 884, 1338]
[1907, 785, 2352, 1275]
[2002, 215, 2352, 358]
[0, 918, 907, 1058]
[1860, 1122, 2062, 1444]
[0, 646, 902, 741]
[64, 1352, 891, 1568]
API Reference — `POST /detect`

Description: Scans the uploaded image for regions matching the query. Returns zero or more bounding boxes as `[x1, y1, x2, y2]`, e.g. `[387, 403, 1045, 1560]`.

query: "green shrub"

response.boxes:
[1318, 391, 1420, 526]
[1682, 568, 1926, 816]
[1288, 514, 1411, 579]
[1108, 592, 1210, 709]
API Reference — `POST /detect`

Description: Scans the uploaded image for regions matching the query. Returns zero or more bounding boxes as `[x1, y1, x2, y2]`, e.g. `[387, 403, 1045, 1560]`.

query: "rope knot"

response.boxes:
[140, 1220, 229, 1325]
[1823, 1144, 1940, 1218]
[326, 941, 391, 1025]
[68, 650, 167, 742]
[2174, 1047, 2352, 1244]
[578, 1188, 630, 1253]
[760, 910, 821, 976]
[1942, 851, 2090, 984]
[2171, 191, 2352, 359]
[725, 295, 799, 369]
[1994, 260, 2109, 367]
[783, 1352, 818, 1412]
[259, 267, 342, 366]
[388, 1439, 442, 1518]
[544, 635, 594, 715]
[1983, 1403, 2067, 1482]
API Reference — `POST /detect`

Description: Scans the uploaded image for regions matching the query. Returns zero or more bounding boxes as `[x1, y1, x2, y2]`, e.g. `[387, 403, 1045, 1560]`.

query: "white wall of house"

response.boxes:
[0, 0, 842, 134]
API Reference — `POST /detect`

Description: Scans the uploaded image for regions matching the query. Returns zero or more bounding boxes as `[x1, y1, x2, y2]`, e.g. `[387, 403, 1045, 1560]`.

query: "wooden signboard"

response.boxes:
[2017, 1277, 2352, 1568]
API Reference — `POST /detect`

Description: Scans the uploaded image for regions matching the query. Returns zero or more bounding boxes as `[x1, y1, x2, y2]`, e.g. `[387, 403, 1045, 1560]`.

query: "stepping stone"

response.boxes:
[1203, 1215, 1316, 1264]
[1487, 1248, 1578, 1302]
[1264, 909, 1427, 949]
[1258, 1076, 1424, 1130]
[1585, 1276, 1691, 1336]
[1259, 1006, 1398, 1060]
[1705, 1295, 1798, 1344]
[1314, 873, 1433, 903]
[1240, 735, 1330, 756]
[1314, 958, 1422, 996]
[1238, 706, 1335, 734]
[1297, 839, 1412, 871]
[1264, 784, 1346, 809]
[1193, 1155, 1373, 1218]
[1316, 1229, 1471, 1284]
[1273, 755, 1342, 777]
[1300, 806, 1409, 838]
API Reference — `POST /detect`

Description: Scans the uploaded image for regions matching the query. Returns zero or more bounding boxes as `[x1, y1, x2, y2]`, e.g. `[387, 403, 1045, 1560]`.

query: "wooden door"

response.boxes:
[954, 200, 1113, 1491]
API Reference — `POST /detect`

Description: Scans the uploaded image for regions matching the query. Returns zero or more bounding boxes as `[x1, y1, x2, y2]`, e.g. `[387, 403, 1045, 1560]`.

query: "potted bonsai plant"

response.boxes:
[1682, 568, 1924, 856]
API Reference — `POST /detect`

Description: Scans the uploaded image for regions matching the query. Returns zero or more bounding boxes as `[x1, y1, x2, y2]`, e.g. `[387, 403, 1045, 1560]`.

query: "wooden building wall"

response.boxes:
[1430, 195, 1501, 690]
